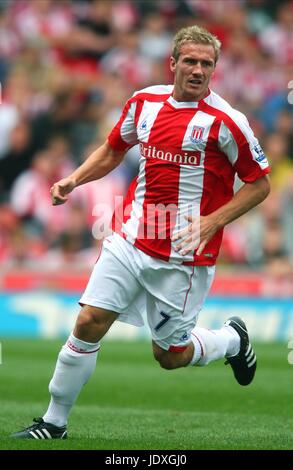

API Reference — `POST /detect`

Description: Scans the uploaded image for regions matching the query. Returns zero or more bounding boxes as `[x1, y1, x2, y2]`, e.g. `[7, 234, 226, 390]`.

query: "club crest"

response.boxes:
[190, 125, 204, 144]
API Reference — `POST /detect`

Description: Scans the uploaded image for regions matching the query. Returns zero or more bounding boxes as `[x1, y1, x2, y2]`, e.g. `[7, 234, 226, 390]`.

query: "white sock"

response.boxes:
[43, 333, 100, 427]
[224, 325, 241, 357]
[190, 326, 240, 366]
[188, 332, 204, 365]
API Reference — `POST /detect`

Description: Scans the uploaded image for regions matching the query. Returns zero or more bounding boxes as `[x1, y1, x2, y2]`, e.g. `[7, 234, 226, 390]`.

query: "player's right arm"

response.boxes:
[50, 140, 125, 206]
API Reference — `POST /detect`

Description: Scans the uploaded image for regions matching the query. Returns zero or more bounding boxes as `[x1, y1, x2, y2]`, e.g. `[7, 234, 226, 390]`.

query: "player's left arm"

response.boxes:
[173, 112, 271, 255]
[172, 175, 270, 256]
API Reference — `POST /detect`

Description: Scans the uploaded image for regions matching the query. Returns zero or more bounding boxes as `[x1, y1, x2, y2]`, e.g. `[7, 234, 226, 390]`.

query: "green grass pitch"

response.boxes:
[0, 339, 292, 450]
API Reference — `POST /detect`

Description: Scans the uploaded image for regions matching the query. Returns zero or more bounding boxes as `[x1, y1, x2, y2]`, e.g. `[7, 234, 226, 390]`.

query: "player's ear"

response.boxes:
[170, 56, 176, 73]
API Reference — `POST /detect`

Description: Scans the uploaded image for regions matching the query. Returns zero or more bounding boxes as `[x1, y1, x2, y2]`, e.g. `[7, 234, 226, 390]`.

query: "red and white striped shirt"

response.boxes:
[108, 85, 270, 266]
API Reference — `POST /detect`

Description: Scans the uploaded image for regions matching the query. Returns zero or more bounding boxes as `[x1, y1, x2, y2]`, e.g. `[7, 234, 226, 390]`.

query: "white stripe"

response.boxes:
[170, 112, 215, 262]
[123, 159, 147, 244]
[35, 429, 45, 439]
[123, 102, 164, 244]
[232, 321, 247, 335]
[133, 84, 173, 96]
[29, 431, 39, 439]
[61, 431, 67, 439]
[120, 101, 138, 145]
[218, 121, 238, 166]
[181, 110, 215, 152]
[245, 344, 252, 356]
[42, 428, 52, 439]
[248, 356, 257, 368]
[137, 101, 164, 143]
[246, 349, 255, 362]
[167, 95, 198, 109]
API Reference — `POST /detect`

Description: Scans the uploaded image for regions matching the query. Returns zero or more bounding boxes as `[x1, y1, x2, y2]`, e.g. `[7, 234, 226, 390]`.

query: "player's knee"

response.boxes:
[153, 349, 177, 370]
[75, 309, 96, 330]
[74, 311, 96, 340]
[75, 306, 116, 339]
[75, 308, 108, 336]
[160, 357, 178, 370]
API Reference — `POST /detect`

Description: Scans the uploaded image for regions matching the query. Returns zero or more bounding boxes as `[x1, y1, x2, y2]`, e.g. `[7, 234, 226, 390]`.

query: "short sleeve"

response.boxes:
[218, 111, 270, 183]
[108, 99, 138, 152]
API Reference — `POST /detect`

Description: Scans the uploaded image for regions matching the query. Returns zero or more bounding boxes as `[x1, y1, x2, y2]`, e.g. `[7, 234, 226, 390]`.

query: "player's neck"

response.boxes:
[172, 87, 210, 103]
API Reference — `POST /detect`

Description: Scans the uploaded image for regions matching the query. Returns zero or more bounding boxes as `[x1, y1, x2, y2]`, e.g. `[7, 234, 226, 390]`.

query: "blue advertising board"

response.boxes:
[0, 291, 292, 341]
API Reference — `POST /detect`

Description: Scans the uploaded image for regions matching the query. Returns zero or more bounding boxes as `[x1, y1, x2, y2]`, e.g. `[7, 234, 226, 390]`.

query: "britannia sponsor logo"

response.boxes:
[139, 143, 201, 166]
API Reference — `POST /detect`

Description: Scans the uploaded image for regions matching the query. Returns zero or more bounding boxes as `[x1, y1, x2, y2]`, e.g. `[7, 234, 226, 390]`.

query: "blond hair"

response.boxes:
[172, 25, 221, 63]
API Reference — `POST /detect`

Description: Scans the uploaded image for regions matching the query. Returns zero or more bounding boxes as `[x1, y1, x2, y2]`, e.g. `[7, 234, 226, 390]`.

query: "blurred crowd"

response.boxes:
[0, 0, 292, 276]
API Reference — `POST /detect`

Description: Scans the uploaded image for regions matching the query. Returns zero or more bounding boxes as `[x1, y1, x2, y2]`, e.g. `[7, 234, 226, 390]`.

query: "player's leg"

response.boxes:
[144, 262, 240, 371]
[148, 261, 256, 383]
[186, 266, 241, 366]
[152, 312, 255, 384]
[42, 236, 145, 431]
[42, 305, 117, 428]
[186, 270, 256, 382]
[151, 326, 240, 370]
[73, 303, 117, 342]
[189, 324, 240, 366]
[144, 263, 207, 369]
[193, 318, 257, 385]
[152, 340, 194, 369]
[12, 235, 142, 439]
[11, 305, 117, 439]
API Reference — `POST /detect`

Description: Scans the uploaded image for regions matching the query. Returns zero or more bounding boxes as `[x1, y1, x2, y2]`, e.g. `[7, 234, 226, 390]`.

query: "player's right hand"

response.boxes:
[50, 177, 77, 206]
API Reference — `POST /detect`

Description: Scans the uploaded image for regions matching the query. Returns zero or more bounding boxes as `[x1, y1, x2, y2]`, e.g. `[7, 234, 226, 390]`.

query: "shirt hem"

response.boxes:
[131, 238, 216, 266]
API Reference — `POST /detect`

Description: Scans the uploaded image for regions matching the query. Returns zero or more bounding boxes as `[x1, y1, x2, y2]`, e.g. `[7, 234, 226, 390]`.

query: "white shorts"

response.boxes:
[79, 233, 215, 351]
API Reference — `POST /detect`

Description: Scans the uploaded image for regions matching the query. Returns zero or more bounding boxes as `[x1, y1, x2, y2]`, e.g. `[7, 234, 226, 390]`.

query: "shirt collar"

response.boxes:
[166, 88, 211, 109]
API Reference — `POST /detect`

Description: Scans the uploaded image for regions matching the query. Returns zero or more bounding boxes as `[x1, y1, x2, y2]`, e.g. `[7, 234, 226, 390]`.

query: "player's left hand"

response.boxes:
[171, 214, 218, 256]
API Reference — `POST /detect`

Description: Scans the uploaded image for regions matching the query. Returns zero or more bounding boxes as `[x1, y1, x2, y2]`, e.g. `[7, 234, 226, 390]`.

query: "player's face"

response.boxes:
[170, 42, 216, 102]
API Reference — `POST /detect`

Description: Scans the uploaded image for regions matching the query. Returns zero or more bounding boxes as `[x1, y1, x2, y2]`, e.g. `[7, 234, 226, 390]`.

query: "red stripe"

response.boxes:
[112, 176, 138, 238]
[182, 266, 195, 315]
[130, 92, 172, 104]
[168, 344, 188, 353]
[134, 99, 144, 127]
[67, 341, 100, 354]
[130, 92, 172, 127]
[123, 177, 138, 237]
[193, 117, 228, 264]
[199, 101, 269, 182]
